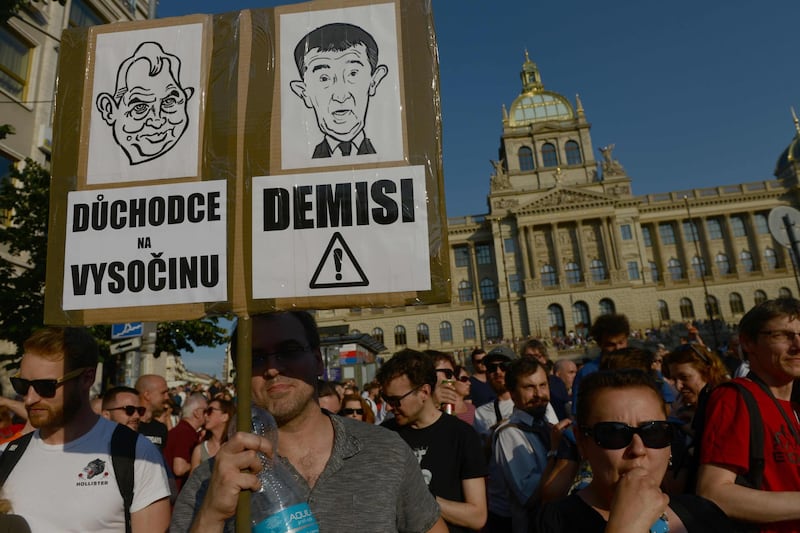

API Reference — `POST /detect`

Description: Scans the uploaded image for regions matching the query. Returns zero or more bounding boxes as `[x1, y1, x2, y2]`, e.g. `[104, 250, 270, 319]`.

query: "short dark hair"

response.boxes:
[505, 358, 544, 392]
[376, 349, 436, 391]
[739, 298, 800, 343]
[23, 327, 99, 372]
[589, 313, 630, 341]
[470, 348, 486, 363]
[294, 23, 380, 75]
[230, 311, 321, 364]
[425, 349, 456, 370]
[520, 339, 548, 358]
[599, 347, 654, 373]
[576, 369, 663, 427]
[102, 386, 140, 410]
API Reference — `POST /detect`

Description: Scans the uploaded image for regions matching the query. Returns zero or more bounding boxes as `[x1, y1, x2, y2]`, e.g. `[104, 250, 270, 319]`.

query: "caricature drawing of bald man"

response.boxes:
[96, 41, 195, 165]
[290, 23, 388, 159]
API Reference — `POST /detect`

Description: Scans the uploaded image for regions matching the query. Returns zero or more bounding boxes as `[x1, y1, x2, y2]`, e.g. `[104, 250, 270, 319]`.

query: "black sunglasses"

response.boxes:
[485, 361, 511, 374]
[436, 368, 455, 379]
[108, 405, 146, 417]
[11, 367, 86, 398]
[341, 408, 364, 415]
[205, 406, 222, 415]
[381, 385, 423, 408]
[581, 421, 674, 450]
[252, 344, 311, 375]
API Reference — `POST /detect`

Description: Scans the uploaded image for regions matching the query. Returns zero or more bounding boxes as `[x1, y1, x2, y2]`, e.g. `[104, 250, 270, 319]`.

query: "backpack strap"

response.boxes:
[111, 424, 138, 533]
[493, 399, 502, 423]
[0, 431, 34, 487]
[717, 381, 765, 489]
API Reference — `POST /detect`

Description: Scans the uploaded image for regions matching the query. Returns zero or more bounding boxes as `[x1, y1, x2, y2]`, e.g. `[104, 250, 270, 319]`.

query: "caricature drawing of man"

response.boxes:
[290, 23, 388, 159]
[96, 41, 195, 165]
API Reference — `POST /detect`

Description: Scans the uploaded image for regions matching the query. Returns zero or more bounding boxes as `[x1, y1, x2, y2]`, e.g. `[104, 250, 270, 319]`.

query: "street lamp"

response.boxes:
[683, 196, 719, 350]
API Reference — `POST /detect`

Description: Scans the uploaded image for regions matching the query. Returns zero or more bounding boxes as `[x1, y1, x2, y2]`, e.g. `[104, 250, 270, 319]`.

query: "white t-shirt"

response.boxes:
[4, 417, 170, 533]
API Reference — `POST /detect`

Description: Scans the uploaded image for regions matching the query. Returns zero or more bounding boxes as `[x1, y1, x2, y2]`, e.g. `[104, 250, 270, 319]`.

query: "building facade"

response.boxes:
[316, 53, 800, 356]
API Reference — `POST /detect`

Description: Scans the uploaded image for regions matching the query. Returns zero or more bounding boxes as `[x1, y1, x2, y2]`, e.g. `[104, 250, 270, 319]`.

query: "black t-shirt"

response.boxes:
[138, 419, 168, 451]
[533, 493, 740, 533]
[383, 413, 487, 533]
[468, 377, 496, 407]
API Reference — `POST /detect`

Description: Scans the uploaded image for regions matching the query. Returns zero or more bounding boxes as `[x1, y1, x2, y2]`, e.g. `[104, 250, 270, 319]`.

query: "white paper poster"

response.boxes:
[251, 166, 430, 298]
[63, 181, 227, 309]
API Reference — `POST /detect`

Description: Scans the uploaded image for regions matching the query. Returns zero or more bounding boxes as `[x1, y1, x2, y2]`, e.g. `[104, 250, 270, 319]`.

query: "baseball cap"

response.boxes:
[485, 345, 515, 363]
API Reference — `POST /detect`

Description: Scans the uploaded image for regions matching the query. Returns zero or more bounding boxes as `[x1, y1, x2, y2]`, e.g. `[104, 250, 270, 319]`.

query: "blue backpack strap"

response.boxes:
[111, 424, 138, 533]
[0, 431, 34, 487]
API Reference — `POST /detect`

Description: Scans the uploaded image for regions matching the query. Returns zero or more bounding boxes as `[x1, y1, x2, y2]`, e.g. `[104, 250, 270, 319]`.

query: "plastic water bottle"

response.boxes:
[250, 405, 320, 533]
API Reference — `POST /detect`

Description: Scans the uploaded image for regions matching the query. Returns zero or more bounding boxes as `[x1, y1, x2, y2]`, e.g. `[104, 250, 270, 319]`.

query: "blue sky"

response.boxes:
[156, 0, 800, 375]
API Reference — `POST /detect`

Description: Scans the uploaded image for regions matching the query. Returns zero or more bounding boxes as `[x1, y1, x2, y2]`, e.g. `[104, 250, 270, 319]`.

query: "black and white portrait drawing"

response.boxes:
[280, 4, 404, 169]
[87, 24, 203, 184]
[96, 42, 194, 166]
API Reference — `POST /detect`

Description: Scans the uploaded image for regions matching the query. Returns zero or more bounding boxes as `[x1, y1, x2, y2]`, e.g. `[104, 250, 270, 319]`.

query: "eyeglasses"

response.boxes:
[485, 361, 511, 374]
[381, 385, 423, 409]
[108, 405, 146, 417]
[759, 329, 800, 344]
[341, 408, 364, 415]
[581, 421, 674, 450]
[252, 343, 312, 375]
[204, 406, 222, 415]
[674, 343, 712, 366]
[436, 368, 455, 379]
[11, 367, 87, 398]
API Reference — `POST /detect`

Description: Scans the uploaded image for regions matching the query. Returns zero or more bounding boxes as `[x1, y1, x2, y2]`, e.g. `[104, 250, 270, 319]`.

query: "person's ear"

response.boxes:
[368, 65, 388, 96]
[290, 80, 313, 108]
[183, 86, 194, 102]
[96, 93, 117, 125]
[101, 410, 111, 420]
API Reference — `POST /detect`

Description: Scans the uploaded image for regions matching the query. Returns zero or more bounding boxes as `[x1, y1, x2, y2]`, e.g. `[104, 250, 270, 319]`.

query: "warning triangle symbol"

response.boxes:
[309, 232, 369, 289]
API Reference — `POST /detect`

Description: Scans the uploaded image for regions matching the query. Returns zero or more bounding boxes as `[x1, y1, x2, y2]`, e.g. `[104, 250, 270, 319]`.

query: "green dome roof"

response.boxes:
[509, 91, 574, 126]
[776, 133, 800, 174]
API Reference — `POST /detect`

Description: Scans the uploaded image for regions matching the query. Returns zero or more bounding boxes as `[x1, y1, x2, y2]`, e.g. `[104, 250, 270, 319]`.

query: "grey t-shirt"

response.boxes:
[171, 413, 440, 533]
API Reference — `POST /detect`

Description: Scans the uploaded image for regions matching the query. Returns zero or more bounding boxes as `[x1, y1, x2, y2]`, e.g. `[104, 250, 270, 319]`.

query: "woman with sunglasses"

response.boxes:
[452, 365, 476, 425]
[534, 369, 737, 532]
[190, 398, 234, 472]
[338, 394, 376, 424]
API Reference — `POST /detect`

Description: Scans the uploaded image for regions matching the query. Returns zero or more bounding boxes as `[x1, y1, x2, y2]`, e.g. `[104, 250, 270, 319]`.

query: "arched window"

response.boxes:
[764, 248, 778, 270]
[740, 250, 754, 272]
[691, 255, 707, 278]
[779, 287, 793, 299]
[417, 323, 430, 345]
[458, 280, 473, 302]
[649, 261, 659, 282]
[657, 300, 670, 321]
[599, 298, 616, 315]
[371, 327, 384, 345]
[541, 264, 557, 287]
[668, 258, 683, 280]
[565, 140, 582, 165]
[394, 325, 407, 346]
[572, 301, 591, 338]
[590, 259, 607, 281]
[463, 319, 476, 341]
[754, 290, 768, 306]
[518, 146, 534, 171]
[731, 216, 747, 237]
[480, 278, 497, 301]
[706, 295, 720, 318]
[729, 293, 744, 315]
[715, 253, 730, 275]
[548, 304, 565, 338]
[566, 261, 581, 284]
[485, 317, 501, 340]
[679, 298, 695, 320]
[754, 213, 770, 234]
[439, 321, 453, 343]
[541, 143, 558, 168]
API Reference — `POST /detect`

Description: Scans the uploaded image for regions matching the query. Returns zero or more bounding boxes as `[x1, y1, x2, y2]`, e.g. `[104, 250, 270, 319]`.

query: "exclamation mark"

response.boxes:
[334, 248, 343, 281]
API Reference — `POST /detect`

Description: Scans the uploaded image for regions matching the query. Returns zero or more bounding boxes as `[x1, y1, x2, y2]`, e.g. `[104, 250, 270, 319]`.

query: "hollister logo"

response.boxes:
[79, 458, 108, 479]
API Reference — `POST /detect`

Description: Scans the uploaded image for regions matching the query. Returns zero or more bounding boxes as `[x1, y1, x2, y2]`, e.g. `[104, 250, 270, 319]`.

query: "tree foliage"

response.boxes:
[0, 159, 230, 363]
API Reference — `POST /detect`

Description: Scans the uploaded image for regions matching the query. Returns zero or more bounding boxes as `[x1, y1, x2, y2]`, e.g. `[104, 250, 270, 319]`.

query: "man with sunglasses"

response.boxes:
[473, 346, 517, 443]
[0, 326, 170, 532]
[698, 298, 800, 532]
[378, 349, 488, 533]
[469, 348, 496, 407]
[102, 386, 146, 432]
[170, 312, 447, 533]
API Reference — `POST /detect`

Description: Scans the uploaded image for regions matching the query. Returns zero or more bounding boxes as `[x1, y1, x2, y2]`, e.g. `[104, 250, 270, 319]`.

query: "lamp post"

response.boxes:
[683, 196, 719, 351]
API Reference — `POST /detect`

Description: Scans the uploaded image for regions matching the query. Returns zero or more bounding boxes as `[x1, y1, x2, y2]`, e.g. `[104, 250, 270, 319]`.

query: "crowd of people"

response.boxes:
[1, 297, 800, 532]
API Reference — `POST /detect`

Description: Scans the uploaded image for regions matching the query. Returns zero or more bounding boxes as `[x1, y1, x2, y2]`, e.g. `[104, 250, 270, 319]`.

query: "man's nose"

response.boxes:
[146, 105, 165, 126]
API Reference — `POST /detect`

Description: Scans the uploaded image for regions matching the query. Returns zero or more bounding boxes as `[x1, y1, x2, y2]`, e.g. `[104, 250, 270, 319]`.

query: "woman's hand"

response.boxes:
[605, 466, 669, 533]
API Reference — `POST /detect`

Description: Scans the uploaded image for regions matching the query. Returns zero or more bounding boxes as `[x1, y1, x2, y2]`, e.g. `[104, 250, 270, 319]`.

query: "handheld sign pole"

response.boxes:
[235, 315, 252, 533]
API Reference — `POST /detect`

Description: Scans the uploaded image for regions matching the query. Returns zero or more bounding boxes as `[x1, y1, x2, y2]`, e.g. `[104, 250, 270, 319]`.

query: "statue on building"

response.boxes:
[599, 144, 625, 177]
[490, 159, 512, 190]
